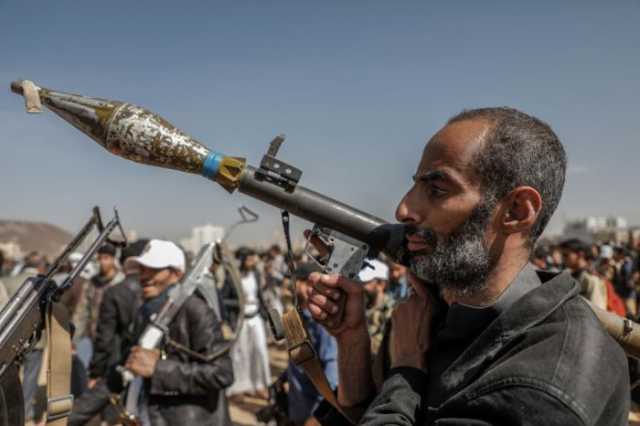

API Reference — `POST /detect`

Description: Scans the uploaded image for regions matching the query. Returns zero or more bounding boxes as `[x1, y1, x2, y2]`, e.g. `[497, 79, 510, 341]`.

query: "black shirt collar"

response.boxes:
[440, 264, 542, 341]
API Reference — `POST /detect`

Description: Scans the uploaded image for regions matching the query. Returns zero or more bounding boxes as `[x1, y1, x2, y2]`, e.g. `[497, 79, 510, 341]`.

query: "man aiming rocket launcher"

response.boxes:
[9, 80, 640, 371]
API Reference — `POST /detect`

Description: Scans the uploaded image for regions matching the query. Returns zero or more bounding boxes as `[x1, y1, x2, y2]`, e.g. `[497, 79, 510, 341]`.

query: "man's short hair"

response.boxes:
[559, 238, 591, 257]
[613, 246, 628, 257]
[533, 245, 549, 260]
[235, 247, 256, 262]
[97, 242, 117, 257]
[448, 107, 567, 243]
[269, 244, 281, 253]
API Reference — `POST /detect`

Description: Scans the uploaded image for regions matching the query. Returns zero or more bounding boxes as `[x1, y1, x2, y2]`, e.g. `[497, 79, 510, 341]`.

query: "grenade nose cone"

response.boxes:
[11, 80, 43, 113]
[10, 80, 41, 95]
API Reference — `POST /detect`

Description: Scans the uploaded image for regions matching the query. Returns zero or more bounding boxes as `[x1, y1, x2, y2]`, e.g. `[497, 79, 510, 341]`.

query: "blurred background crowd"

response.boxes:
[1, 233, 639, 425]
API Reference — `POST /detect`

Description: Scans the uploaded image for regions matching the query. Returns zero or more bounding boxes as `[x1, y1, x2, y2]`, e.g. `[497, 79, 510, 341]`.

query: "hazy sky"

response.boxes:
[1, 1, 638, 246]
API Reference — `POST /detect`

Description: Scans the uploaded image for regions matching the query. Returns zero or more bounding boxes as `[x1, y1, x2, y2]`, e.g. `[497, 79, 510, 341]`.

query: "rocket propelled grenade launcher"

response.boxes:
[10, 80, 405, 282]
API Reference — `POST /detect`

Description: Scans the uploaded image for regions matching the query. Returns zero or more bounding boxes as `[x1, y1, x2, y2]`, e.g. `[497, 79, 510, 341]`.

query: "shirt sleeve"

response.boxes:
[359, 367, 428, 426]
[315, 324, 339, 389]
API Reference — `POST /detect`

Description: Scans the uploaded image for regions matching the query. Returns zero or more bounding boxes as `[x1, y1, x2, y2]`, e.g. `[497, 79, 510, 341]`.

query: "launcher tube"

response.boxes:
[237, 165, 386, 242]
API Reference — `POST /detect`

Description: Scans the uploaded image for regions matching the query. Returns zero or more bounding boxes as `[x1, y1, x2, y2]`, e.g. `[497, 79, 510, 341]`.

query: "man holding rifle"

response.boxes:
[307, 108, 630, 425]
[123, 239, 234, 425]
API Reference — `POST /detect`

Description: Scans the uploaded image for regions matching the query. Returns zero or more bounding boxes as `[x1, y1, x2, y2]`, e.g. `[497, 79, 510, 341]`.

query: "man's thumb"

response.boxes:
[337, 276, 363, 293]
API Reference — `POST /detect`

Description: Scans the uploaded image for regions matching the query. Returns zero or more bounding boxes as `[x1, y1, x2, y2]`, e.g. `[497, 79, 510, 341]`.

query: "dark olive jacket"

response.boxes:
[358, 271, 630, 425]
[89, 274, 142, 379]
[142, 291, 234, 426]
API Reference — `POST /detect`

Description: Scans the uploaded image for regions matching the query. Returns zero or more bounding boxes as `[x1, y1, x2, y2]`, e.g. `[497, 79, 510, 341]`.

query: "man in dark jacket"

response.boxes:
[306, 108, 629, 425]
[69, 240, 149, 425]
[89, 240, 148, 380]
[124, 239, 234, 425]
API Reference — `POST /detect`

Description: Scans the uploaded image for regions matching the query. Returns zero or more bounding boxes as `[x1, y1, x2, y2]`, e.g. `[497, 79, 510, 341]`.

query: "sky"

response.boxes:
[0, 0, 639, 247]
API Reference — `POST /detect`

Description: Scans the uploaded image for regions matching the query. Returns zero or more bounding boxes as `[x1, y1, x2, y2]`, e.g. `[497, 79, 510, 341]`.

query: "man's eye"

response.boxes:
[428, 185, 447, 197]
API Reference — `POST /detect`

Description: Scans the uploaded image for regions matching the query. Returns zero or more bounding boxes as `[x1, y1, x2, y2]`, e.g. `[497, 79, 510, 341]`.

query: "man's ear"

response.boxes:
[500, 186, 542, 236]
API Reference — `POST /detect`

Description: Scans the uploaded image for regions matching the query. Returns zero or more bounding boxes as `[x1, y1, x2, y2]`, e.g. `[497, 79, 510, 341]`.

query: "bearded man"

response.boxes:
[306, 108, 629, 425]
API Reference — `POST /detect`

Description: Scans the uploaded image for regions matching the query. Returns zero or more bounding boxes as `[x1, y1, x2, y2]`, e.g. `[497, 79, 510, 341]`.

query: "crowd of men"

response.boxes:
[1, 235, 639, 425]
[0, 235, 409, 425]
[534, 240, 640, 318]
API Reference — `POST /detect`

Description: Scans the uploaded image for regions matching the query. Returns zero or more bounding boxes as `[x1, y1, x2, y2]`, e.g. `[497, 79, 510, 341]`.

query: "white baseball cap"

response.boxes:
[600, 245, 613, 260]
[124, 239, 186, 273]
[358, 259, 389, 282]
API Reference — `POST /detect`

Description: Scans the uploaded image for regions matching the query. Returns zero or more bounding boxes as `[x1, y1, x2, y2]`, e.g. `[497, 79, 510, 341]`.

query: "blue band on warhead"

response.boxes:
[202, 151, 224, 180]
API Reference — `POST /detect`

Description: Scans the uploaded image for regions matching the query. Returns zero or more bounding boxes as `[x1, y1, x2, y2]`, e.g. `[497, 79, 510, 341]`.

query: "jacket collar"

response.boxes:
[433, 269, 579, 401]
[441, 264, 542, 342]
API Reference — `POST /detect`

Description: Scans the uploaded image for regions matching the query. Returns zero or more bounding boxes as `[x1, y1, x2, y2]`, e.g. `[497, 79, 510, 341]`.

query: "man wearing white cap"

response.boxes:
[359, 259, 392, 354]
[359, 259, 390, 307]
[122, 239, 234, 426]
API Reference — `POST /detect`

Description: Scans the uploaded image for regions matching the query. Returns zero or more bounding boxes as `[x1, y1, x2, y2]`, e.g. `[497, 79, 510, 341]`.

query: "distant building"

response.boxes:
[563, 216, 633, 244]
[180, 224, 225, 254]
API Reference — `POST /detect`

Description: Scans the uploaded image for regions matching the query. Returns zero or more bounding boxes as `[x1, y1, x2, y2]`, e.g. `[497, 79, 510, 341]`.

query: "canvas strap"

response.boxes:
[280, 211, 357, 424]
[41, 302, 73, 425]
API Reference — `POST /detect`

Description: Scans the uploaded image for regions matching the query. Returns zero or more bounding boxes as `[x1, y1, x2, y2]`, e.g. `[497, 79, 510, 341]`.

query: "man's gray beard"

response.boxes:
[409, 203, 494, 299]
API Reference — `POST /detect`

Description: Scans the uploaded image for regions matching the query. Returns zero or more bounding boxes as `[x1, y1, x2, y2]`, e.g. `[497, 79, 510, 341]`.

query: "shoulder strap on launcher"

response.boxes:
[37, 302, 73, 425]
[279, 211, 357, 425]
[282, 309, 357, 424]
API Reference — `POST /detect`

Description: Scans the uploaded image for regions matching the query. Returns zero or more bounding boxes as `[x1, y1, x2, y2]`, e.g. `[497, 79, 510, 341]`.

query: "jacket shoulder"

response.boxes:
[103, 278, 135, 299]
[474, 294, 629, 424]
[179, 291, 217, 321]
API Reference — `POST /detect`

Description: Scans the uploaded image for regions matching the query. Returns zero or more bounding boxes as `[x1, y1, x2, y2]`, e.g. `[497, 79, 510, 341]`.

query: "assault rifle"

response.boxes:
[0, 207, 126, 426]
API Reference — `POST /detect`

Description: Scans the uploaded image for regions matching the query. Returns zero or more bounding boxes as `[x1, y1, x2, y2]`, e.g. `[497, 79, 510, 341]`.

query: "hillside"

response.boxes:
[0, 220, 72, 259]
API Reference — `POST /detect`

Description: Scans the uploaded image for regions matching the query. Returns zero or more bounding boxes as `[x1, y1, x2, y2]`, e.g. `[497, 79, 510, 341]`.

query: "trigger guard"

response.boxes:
[305, 226, 369, 280]
[303, 225, 330, 268]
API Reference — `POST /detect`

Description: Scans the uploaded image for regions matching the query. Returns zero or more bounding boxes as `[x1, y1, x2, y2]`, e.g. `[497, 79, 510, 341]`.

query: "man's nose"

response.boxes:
[395, 189, 422, 225]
